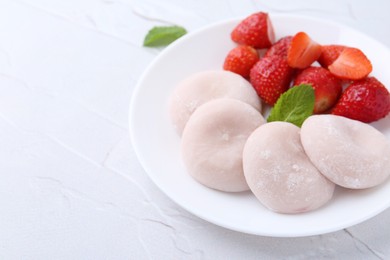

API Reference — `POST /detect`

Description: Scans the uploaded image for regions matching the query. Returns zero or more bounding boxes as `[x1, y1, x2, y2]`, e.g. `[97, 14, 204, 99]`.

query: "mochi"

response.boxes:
[181, 98, 265, 192]
[301, 114, 390, 189]
[243, 121, 335, 213]
[169, 70, 261, 135]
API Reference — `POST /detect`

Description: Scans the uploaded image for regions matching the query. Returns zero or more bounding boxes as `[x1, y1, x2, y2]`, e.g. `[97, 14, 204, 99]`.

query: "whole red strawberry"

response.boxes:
[231, 12, 275, 49]
[294, 66, 342, 113]
[318, 45, 346, 68]
[332, 77, 390, 123]
[223, 45, 259, 78]
[250, 55, 294, 105]
[264, 36, 293, 59]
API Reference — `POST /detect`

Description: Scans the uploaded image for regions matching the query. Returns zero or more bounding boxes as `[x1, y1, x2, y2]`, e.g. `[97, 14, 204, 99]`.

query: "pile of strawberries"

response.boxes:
[223, 12, 390, 123]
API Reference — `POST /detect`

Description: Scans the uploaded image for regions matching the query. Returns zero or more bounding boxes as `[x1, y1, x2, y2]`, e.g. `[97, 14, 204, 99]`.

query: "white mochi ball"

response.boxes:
[243, 121, 335, 213]
[301, 114, 390, 189]
[181, 98, 265, 192]
[169, 70, 261, 135]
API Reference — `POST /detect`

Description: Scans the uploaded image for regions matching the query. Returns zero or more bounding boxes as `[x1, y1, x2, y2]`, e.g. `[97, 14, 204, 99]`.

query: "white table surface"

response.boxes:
[1, 0, 389, 259]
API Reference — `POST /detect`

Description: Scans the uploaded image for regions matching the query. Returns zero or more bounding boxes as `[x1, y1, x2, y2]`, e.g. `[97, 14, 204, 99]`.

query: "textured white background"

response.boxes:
[0, 0, 389, 259]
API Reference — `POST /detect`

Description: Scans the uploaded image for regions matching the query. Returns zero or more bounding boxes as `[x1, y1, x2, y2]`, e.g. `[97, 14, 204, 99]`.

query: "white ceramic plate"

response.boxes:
[129, 14, 390, 237]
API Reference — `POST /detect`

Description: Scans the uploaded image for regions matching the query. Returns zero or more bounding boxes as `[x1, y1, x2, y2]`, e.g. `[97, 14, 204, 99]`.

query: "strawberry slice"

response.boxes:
[318, 45, 346, 68]
[264, 36, 293, 59]
[332, 77, 390, 123]
[328, 47, 372, 80]
[287, 32, 322, 69]
[250, 55, 294, 105]
[231, 12, 275, 49]
[294, 66, 342, 114]
[223, 45, 260, 78]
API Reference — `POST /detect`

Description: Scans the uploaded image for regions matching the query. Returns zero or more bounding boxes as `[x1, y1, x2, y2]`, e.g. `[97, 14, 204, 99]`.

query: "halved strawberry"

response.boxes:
[294, 66, 342, 113]
[318, 45, 346, 68]
[231, 12, 275, 49]
[250, 55, 294, 105]
[287, 32, 322, 69]
[332, 77, 390, 123]
[264, 36, 293, 59]
[223, 45, 259, 78]
[328, 47, 372, 80]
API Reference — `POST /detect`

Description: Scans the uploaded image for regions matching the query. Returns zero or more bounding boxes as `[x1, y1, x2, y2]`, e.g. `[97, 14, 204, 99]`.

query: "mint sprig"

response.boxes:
[267, 84, 315, 127]
[143, 26, 187, 47]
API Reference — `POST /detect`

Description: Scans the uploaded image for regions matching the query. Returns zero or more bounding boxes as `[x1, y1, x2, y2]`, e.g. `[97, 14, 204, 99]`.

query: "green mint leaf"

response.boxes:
[143, 26, 187, 47]
[267, 84, 315, 127]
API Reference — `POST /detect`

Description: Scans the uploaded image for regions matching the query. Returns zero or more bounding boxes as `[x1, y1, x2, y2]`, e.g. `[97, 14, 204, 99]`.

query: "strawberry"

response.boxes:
[318, 45, 346, 68]
[250, 55, 294, 105]
[328, 47, 372, 80]
[264, 36, 293, 59]
[294, 67, 342, 113]
[223, 45, 259, 78]
[231, 12, 275, 49]
[287, 32, 322, 69]
[332, 77, 390, 123]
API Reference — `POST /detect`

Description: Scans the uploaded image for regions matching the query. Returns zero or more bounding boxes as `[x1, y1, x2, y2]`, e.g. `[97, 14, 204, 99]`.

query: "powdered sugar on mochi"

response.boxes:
[181, 99, 265, 192]
[301, 115, 390, 189]
[169, 70, 261, 135]
[243, 122, 335, 214]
